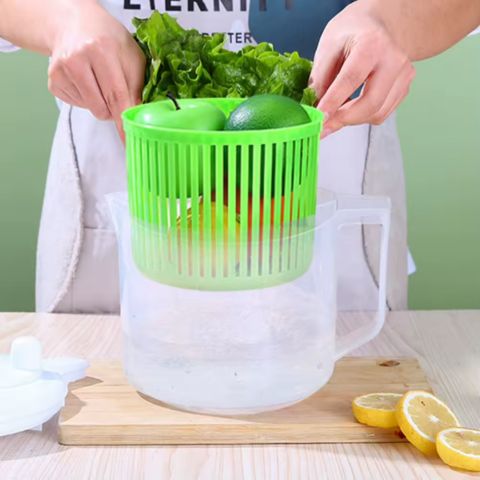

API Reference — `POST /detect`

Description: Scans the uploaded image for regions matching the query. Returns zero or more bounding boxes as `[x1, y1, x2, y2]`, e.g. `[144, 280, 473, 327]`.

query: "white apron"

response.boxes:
[2, 1, 410, 313]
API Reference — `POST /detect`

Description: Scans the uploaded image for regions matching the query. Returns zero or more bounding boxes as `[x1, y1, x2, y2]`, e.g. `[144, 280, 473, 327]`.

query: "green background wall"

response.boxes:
[0, 51, 57, 312]
[397, 35, 480, 309]
[0, 36, 479, 311]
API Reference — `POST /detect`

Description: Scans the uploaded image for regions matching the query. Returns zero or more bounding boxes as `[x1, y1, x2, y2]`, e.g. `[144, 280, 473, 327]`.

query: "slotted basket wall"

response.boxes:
[123, 98, 323, 290]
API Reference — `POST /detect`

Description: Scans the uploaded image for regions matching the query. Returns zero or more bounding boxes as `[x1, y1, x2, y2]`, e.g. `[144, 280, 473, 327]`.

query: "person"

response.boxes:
[0, 1, 478, 313]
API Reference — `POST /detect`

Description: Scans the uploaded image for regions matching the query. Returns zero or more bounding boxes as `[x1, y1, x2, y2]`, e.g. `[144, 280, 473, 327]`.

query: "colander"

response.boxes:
[122, 98, 323, 290]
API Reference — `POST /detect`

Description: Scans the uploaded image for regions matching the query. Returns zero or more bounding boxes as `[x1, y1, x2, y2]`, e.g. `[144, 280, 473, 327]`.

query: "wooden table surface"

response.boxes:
[1, 311, 479, 480]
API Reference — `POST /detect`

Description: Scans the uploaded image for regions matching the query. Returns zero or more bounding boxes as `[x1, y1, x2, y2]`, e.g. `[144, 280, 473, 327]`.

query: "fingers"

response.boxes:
[47, 3, 146, 143]
[48, 40, 144, 132]
[49, 53, 133, 145]
[48, 50, 115, 121]
[309, 32, 344, 104]
[121, 45, 145, 107]
[115, 118, 126, 143]
[91, 55, 135, 145]
[90, 53, 131, 119]
[323, 61, 415, 136]
[48, 60, 83, 106]
[327, 59, 404, 126]
[53, 86, 81, 107]
[316, 45, 376, 118]
[310, 7, 416, 138]
[369, 64, 415, 124]
[71, 65, 112, 121]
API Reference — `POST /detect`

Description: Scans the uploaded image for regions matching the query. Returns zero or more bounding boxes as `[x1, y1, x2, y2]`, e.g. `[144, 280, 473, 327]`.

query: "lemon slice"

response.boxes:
[352, 393, 402, 428]
[396, 391, 460, 455]
[437, 428, 480, 472]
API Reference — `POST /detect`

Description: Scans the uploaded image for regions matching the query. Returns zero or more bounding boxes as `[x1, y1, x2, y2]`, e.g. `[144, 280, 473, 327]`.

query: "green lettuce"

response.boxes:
[133, 12, 317, 105]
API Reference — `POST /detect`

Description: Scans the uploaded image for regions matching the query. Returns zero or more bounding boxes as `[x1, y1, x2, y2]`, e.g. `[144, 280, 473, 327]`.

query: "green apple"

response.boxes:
[134, 95, 226, 198]
[134, 95, 226, 131]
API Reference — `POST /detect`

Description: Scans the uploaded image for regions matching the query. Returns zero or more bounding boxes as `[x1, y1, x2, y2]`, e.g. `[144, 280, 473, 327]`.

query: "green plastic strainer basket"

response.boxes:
[123, 98, 323, 290]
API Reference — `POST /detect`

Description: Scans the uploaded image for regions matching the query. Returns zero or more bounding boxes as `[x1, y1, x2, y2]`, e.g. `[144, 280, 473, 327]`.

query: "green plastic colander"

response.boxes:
[123, 98, 323, 290]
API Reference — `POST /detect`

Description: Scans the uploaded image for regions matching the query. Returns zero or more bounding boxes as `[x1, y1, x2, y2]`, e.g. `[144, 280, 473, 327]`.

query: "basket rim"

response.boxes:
[122, 97, 324, 141]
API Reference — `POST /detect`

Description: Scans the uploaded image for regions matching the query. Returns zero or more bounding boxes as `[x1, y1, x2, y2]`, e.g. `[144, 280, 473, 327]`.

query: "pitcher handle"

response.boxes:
[333, 195, 391, 361]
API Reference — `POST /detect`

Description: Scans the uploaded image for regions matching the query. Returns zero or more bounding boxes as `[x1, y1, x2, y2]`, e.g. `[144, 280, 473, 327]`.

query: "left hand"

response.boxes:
[309, 2, 416, 138]
[47, 1, 145, 141]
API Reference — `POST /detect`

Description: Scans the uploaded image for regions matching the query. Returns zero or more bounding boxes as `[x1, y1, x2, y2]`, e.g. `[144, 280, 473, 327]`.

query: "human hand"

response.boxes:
[309, 2, 416, 138]
[47, 2, 145, 141]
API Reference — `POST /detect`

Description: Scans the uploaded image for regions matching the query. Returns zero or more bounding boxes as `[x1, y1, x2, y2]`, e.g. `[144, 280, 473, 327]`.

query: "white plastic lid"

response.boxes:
[0, 336, 88, 437]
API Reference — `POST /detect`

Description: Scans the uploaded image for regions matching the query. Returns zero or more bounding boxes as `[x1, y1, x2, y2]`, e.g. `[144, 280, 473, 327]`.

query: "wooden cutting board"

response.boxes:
[58, 357, 431, 446]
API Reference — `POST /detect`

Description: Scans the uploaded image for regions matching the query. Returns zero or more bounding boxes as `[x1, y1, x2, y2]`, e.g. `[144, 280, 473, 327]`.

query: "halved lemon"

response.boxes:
[396, 391, 460, 455]
[352, 393, 403, 428]
[437, 428, 480, 472]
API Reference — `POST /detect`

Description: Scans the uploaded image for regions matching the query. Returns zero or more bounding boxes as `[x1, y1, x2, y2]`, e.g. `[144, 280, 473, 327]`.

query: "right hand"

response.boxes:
[309, 2, 415, 138]
[47, 2, 145, 140]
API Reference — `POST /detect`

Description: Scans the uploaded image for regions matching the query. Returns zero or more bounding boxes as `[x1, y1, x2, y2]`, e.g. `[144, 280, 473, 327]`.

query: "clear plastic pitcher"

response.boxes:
[108, 190, 390, 415]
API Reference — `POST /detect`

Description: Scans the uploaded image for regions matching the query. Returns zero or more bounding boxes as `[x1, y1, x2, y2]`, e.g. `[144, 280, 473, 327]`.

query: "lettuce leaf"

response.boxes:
[133, 12, 317, 106]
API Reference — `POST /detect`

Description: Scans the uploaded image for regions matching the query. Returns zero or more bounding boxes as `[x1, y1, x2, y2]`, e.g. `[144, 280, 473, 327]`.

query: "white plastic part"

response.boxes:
[11, 336, 43, 371]
[333, 195, 391, 360]
[0, 336, 88, 437]
[43, 357, 89, 383]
